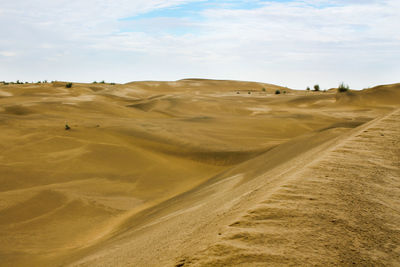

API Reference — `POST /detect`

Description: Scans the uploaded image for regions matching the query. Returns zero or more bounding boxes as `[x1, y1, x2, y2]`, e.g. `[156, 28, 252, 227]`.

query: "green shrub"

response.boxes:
[93, 81, 97, 84]
[262, 88, 266, 92]
[306, 86, 310, 91]
[275, 90, 281, 94]
[110, 82, 116, 85]
[100, 80, 105, 84]
[338, 82, 349, 92]
[314, 84, 320, 91]
[66, 82, 73, 88]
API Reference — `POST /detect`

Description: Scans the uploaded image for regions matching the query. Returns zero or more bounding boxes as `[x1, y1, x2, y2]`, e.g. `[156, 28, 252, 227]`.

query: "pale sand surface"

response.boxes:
[0, 80, 399, 266]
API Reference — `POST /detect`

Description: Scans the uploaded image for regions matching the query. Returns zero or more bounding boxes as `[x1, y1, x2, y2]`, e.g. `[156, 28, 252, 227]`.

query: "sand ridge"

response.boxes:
[0, 80, 399, 266]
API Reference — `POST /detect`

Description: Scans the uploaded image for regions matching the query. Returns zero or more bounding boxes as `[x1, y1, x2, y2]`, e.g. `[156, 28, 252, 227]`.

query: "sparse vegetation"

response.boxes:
[314, 84, 320, 91]
[275, 90, 281, 94]
[338, 82, 349, 92]
[66, 82, 73, 88]
[110, 82, 116, 85]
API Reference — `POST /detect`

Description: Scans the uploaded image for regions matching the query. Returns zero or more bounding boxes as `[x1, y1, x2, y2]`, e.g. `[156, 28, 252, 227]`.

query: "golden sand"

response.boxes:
[0, 80, 399, 266]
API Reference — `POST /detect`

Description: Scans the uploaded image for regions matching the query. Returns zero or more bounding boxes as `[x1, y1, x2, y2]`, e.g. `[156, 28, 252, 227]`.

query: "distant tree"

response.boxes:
[275, 90, 281, 94]
[100, 80, 105, 84]
[338, 82, 349, 92]
[93, 81, 97, 84]
[110, 82, 116, 85]
[306, 86, 310, 91]
[66, 82, 73, 88]
[314, 84, 320, 91]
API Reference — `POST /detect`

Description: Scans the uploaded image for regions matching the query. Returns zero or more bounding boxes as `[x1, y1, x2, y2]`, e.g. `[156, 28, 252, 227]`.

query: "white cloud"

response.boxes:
[0, 0, 399, 88]
[0, 51, 17, 57]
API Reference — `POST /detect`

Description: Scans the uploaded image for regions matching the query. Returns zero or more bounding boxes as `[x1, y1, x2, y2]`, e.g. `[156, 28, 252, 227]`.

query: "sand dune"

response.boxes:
[0, 80, 399, 266]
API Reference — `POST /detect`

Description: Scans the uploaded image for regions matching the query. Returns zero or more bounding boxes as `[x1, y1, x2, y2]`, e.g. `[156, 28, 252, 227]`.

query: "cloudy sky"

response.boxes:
[0, 0, 399, 89]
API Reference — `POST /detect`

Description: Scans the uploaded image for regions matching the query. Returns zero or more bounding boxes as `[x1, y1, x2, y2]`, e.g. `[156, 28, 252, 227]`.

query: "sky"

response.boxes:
[0, 0, 399, 89]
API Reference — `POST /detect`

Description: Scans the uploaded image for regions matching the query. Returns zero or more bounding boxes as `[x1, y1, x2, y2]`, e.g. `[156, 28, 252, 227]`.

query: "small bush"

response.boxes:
[314, 84, 320, 91]
[65, 123, 71, 130]
[100, 80, 105, 84]
[275, 90, 281, 94]
[338, 82, 349, 92]
[110, 82, 116, 85]
[306, 86, 310, 91]
[283, 90, 286, 94]
[93, 81, 97, 84]
[66, 82, 73, 88]
[262, 88, 266, 92]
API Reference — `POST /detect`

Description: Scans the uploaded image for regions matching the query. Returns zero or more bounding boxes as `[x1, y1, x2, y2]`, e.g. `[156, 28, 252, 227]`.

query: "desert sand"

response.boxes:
[0, 79, 399, 266]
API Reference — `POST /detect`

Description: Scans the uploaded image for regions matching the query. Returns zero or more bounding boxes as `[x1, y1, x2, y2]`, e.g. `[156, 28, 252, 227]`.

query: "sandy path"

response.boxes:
[178, 109, 400, 266]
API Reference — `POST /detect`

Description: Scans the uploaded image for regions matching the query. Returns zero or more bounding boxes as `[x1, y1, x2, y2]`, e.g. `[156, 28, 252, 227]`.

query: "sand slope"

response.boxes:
[0, 80, 399, 266]
[176, 109, 400, 266]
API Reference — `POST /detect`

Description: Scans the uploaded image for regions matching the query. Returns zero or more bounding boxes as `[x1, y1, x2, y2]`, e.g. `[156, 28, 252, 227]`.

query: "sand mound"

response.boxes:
[336, 83, 400, 106]
[0, 79, 399, 266]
